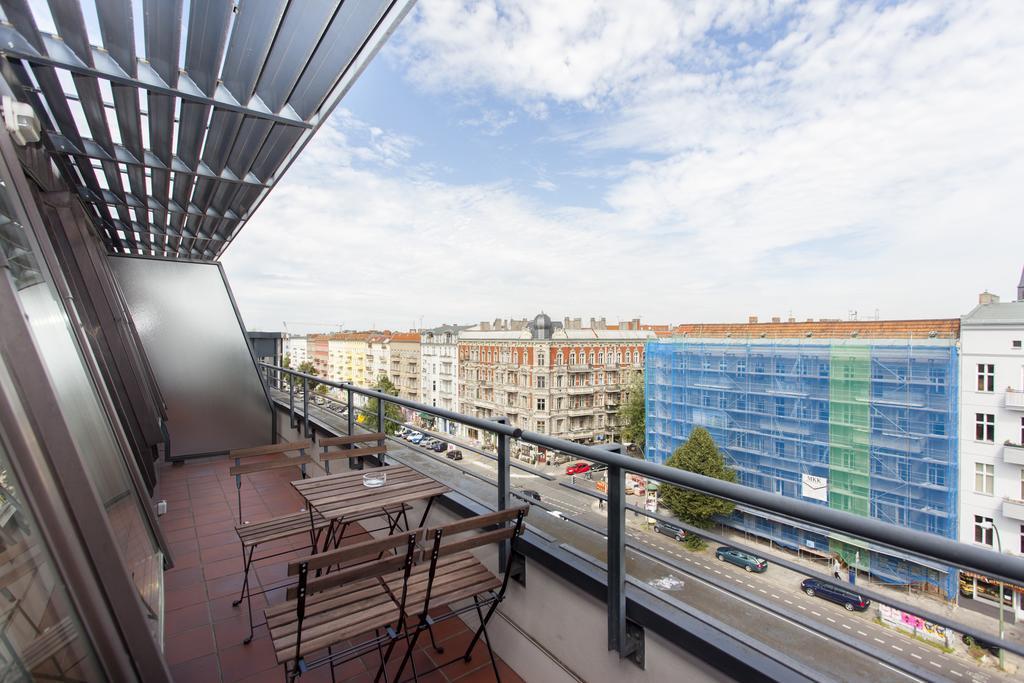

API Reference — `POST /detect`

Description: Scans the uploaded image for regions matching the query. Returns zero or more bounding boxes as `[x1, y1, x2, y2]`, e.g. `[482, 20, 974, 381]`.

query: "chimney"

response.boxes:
[748, 315, 758, 324]
[480, 321, 491, 331]
[1017, 265, 1024, 301]
[979, 291, 1000, 305]
[771, 316, 781, 323]
[787, 317, 796, 323]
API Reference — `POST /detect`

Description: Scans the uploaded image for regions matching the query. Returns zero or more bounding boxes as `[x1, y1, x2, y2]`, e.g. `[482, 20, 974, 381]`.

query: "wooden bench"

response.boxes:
[227, 439, 318, 644]
[266, 530, 424, 681]
[9, 616, 78, 681]
[318, 433, 387, 473]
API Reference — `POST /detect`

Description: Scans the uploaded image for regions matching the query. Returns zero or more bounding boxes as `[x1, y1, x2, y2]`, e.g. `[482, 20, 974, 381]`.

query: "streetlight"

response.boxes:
[980, 521, 1006, 670]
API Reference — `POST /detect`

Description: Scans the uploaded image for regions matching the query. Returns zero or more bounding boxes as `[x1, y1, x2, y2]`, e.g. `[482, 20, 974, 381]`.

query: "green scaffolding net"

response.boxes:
[829, 345, 871, 563]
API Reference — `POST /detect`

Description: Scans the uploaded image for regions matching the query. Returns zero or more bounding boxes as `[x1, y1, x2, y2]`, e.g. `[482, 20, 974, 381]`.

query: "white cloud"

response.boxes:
[225, 1, 1024, 330]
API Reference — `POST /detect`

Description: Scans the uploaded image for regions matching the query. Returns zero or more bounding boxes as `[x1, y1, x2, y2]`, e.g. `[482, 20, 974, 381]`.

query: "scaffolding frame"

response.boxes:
[646, 336, 959, 597]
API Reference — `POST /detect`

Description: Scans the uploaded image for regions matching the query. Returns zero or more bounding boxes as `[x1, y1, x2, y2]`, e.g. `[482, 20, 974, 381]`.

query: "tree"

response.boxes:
[618, 372, 646, 454]
[363, 375, 404, 435]
[659, 428, 736, 549]
[296, 361, 319, 393]
[278, 354, 292, 390]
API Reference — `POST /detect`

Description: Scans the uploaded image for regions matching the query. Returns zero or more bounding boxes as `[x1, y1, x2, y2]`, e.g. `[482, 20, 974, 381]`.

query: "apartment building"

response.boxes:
[959, 281, 1024, 619]
[646, 318, 961, 597]
[326, 333, 371, 385]
[366, 333, 392, 385]
[459, 314, 653, 459]
[389, 332, 421, 402]
[283, 334, 308, 368]
[421, 325, 469, 434]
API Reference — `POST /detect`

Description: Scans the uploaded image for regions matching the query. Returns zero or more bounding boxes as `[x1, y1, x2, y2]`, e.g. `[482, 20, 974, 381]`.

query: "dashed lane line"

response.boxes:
[797, 605, 807, 611]
[910, 653, 922, 660]
[811, 611, 821, 617]
[826, 617, 836, 623]
[771, 594, 780, 599]
[841, 624, 851, 630]
[891, 646, 903, 652]
[928, 662, 941, 669]
[746, 583, 755, 589]
[857, 631, 868, 637]
[949, 670, 962, 677]
[783, 599, 793, 605]
[758, 589, 768, 594]
[873, 638, 885, 644]
[713, 570, 721, 575]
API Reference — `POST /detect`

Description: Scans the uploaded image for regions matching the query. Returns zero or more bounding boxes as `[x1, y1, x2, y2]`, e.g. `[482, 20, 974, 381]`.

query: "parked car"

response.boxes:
[962, 633, 1000, 656]
[409, 433, 424, 444]
[420, 438, 437, 448]
[715, 546, 768, 572]
[519, 489, 542, 501]
[653, 520, 687, 541]
[396, 426, 410, 438]
[446, 449, 463, 461]
[800, 578, 870, 611]
[431, 441, 447, 453]
[566, 462, 591, 475]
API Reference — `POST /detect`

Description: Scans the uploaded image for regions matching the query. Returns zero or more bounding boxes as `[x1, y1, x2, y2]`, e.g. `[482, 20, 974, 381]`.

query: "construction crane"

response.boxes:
[282, 321, 345, 334]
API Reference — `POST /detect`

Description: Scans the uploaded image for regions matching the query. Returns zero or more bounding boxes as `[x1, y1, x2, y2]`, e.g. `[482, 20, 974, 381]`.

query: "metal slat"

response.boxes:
[219, 0, 288, 103]
[254, 1, 340, 113]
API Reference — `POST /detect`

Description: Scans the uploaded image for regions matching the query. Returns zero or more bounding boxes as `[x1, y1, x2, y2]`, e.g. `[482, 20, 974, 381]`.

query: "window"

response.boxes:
[1020, 416, 1024, 444]
[598, 351, 604, 364]
[536, 398, 546, 411]
[1013, 340, 1022, 349]
[977, 363, 995, 392]
[975, 515, 994, 546]
[537, 375, 546, 388]
[556, 352, 563, 365]
[975, 413, 995, 442]
[537, 420, 546, 434]
[1020, 525, 1024, 554]
[974, 462, 994, 495]
[626, 350, 632, 363]
[1021, 469, 1024, 499]
[589, 352, 595, 364]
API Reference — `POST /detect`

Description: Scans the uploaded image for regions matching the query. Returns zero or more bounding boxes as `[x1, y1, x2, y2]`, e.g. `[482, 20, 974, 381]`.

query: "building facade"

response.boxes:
[283, 335, 308, 369]
[326, 333, 371, 386]
[646, 319, 960, 597]
[458, 314, 653, 458]
[421, 325, 467, 434]
[366, 334, 392, 386]
[389, 333, 421, 403]
[959, 293, 1024, 618]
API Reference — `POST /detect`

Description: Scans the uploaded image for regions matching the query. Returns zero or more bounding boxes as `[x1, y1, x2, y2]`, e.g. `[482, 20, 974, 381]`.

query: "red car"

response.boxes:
[565, 462, 591, 475]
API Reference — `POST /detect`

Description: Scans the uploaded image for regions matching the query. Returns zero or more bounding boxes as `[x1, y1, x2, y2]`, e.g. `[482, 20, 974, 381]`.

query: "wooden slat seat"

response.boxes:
[265, 577, 398, 664]
[384, 553, 501, 617]
[320, 445, 385, 463]
[319, 433, 385, 447]
[229, 454, 315, 477]
[235, 510, 330, 548]
[230, 439, 314, 459]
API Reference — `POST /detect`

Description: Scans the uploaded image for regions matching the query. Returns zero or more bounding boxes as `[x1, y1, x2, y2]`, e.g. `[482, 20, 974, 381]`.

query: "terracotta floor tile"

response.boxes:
[171, 550, 201, 570]
[203, 556, 243, 581]
[165, 566, 205, 591]
[209, 592, 266, 623]
[165, 584, 209, 611]
[206, 572, 245, 599]
[165, 527, 198, 544]
[165, 624, 216, 666]
[217, 637, 280, 682]
[165, 602, 211, 636]
[201, 543, 241, 565]
[169, 652, 220, 683]
[199, 531, 239, 551]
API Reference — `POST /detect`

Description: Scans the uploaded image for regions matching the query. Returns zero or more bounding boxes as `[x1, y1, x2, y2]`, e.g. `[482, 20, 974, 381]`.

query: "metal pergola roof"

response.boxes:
[0, 0, 412, 259]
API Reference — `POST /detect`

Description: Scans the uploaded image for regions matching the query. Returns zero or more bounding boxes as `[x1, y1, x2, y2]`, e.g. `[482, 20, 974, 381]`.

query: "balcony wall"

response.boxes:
[1005, 444, 1024, 466]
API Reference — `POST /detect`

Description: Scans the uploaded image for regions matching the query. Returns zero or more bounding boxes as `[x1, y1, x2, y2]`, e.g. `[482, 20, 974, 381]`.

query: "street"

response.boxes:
[295, 399, 1013, 683]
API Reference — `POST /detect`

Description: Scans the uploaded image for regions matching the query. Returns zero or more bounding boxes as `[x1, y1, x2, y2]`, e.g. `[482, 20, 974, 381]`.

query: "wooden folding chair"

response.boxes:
[383, 507, 529, 683]
[228, 440, 329, 643]
[265, 530, 423, 682]
[319, 432, 388, 473]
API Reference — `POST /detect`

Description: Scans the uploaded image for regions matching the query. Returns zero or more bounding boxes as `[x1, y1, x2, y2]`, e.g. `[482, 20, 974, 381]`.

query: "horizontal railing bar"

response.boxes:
[260, 363, 1024, 586]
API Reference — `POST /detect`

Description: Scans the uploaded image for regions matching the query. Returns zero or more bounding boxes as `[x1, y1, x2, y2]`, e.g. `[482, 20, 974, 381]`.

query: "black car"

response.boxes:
[446, 449, 463, 460]
[800, 578, 870, 611]
[431, 441, 447, 453]
[519, 489, 541, 501]
[653, 520, 687, 541]
[962, 633, 1001, 656]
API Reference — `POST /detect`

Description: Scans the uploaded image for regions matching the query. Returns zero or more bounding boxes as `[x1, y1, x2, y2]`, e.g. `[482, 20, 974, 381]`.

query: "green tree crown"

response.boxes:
[364, 375, 404, 435]
[659, 427, 736, 529]
[618, 372, 646, 454]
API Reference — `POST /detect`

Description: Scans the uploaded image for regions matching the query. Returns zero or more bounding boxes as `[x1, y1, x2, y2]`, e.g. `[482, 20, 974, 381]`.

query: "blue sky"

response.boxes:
[224, 0, 1024, 333]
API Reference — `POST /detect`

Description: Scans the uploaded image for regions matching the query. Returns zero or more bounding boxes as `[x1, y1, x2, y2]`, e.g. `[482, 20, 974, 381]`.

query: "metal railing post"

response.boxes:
[288, 375, 296, 429]
[490, 416, 511, 568]
[377, 397, 386, 466]
[302, 377, 310, 438]
[607, 462, 625, 652]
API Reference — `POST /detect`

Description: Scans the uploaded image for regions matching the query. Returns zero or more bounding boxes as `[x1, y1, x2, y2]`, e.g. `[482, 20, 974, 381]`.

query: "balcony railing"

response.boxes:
[567, 385, 596, 395]
[1003, 498, 1024, 521]
[1006, 388, 1024, 410]
[259, 362, 1024, 679]
[1004, 442, 1024, 465]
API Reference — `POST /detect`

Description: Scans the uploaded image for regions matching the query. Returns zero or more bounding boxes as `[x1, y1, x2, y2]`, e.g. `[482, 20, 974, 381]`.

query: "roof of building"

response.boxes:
[961, 301, 1024, 326]
[389, 332, 421, 343]
[459, 328, 655, 341]
[670, 319, 960, 339]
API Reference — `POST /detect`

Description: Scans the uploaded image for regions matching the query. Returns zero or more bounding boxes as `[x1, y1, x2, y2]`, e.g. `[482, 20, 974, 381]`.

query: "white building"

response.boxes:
[284, 335, 308, 368]
[421, 325, 467, 434]
[365, 334, 392, 386]
[959, 278, 1024, 619]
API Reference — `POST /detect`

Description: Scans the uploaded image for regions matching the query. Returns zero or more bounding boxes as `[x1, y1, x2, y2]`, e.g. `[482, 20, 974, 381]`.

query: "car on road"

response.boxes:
[566, 462, 591, 475]
[800, 578, 870, 611]
[431, 441, 447, 453]
[420, 438, 437, 448]
[446, 449, 463, 460]
[396, 427, 410, 438]
[962, 633, 1000, 656]
[409, 433, 424, 444]
[715, 546, 767, 572]
[519, 489, 541, 501]
[653, 520, 687, 541]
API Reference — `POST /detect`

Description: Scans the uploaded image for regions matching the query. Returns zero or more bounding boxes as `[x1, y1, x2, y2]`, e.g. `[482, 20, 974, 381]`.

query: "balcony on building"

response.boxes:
[1006, 388, 1024, 411]
[1003, 498, 1024, 522]
[1004, 442, 1024, 465]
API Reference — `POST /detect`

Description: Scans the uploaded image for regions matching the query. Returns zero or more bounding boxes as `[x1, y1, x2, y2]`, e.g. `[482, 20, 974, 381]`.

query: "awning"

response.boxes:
[960, 571, 1024, 594]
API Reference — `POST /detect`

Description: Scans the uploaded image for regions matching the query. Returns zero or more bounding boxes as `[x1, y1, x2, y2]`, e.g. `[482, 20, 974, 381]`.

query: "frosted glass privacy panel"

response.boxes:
[109, 257, 271, 458]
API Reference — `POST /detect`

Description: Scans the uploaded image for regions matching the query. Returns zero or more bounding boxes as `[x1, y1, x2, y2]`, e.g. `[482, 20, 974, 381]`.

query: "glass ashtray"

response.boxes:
[362, 472, 387, 488]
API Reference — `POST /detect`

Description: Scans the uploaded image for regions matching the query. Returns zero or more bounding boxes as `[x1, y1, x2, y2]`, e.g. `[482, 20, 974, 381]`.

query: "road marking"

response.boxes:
[891, 645, 903, 652]
[841, 623, 851, 630]
[714, 570, 721, 575]
[826, 617, 836, 623]
[928, 661, 941, 669]
[758, 589, 767, 594]
[910, 653, 922, 660]
[771, 594, 780, 599]
[873, 638, 885, 644]
[857, 630, 867, 636]
[949, 671, 962, 677]
[746, 583, 755, 589]
[811, 611, 821, 616]
[797, 605, 807, 611]
[783, 599, 793, 605]
[733, 577, 744, 584]
[684, 557, 693, 562]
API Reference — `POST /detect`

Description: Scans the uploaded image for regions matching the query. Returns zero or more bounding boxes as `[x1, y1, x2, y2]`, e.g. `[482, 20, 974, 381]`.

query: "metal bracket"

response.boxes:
[621, 620, 645, 668]
[509, 550, 526, 587]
